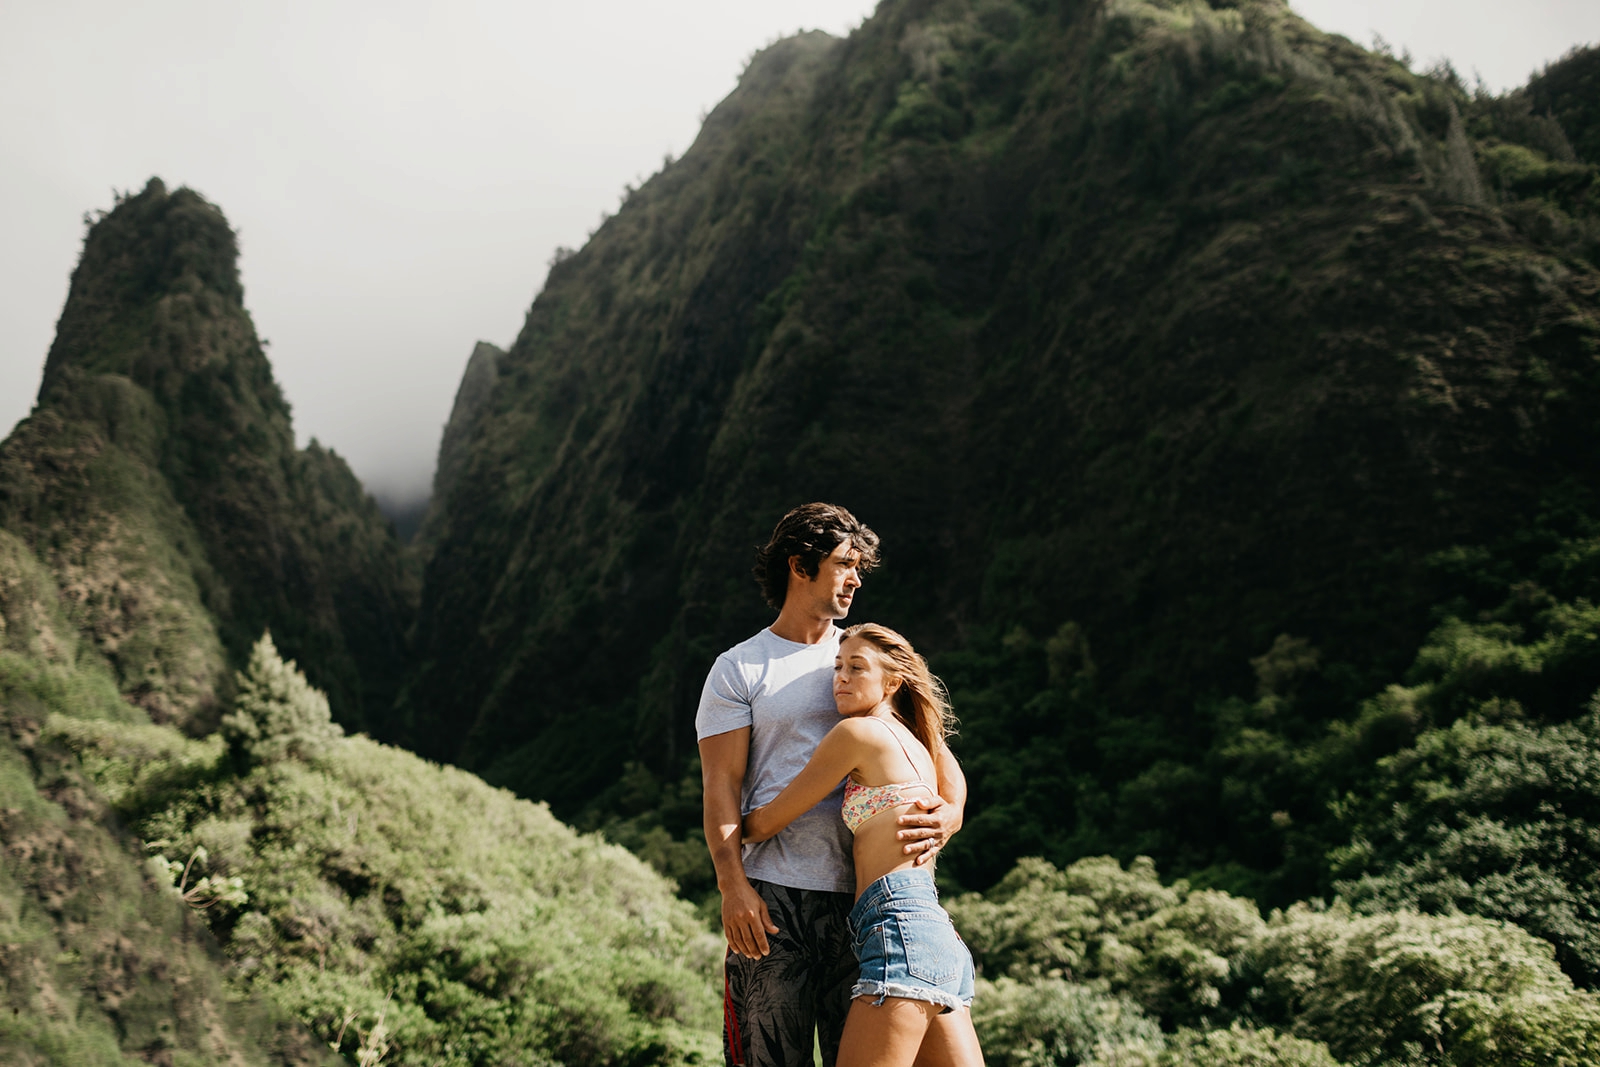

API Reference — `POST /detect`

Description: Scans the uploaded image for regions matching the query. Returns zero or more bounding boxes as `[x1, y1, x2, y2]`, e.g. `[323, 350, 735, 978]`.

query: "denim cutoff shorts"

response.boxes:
[848, 868, 975, 1013]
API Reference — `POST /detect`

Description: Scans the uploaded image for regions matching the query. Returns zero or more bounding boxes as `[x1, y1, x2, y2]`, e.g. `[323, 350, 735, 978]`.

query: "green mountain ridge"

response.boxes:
[401, 0, 1600, 904]
[1, 179, 417, 733]
[0, 181, 430, 1055]
[0, 185, 719, 1065]
[7, 2, 1600, 1063]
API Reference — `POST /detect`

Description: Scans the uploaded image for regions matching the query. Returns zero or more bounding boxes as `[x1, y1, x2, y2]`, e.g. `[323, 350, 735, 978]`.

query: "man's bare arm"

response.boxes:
[897, 741, 967, 864]
[700, 728, 778, 958]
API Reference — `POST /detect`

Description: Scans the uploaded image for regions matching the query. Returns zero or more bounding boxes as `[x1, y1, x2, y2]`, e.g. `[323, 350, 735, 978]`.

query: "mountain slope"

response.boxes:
[47, 647, 721, 1066]
[0, 187, 718, 1063]
[404, 0, 1600, 896]
[401, 30, 848, 781]
[0, 182, 415, 1062]
[0, 529, 332, 1065]
[0, 179, 416, 732]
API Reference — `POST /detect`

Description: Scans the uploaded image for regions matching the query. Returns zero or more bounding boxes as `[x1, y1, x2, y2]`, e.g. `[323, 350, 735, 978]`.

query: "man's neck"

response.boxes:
[768, 609, 836, 645]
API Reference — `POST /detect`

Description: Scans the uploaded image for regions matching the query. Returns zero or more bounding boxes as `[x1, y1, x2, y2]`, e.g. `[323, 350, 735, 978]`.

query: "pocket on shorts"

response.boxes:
[895, 914, 961, 986]
[855, 921, 888, 977]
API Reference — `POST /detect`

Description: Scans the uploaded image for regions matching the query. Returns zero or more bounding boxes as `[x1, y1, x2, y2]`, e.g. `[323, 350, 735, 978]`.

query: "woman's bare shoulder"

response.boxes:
[829, 716, 890, 744]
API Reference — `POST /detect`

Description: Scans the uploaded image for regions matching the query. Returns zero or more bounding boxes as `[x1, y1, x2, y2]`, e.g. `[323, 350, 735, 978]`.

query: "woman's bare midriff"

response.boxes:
[851, 793, 935, 898]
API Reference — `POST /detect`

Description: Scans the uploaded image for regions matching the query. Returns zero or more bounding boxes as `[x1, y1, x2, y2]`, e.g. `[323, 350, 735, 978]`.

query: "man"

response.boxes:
[697, 502, 966, 1067]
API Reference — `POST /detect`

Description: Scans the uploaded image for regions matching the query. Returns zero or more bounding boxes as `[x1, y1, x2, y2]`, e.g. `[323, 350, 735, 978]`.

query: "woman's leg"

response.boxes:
[913, 1010, 984, 1067]
[836, 997, 940, 1067]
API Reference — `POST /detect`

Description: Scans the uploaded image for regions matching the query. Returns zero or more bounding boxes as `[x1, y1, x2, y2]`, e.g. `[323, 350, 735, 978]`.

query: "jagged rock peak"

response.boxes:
[39, 177, 285, 420]
[1, 178, 416, 734]
[433, 340, 503, 503]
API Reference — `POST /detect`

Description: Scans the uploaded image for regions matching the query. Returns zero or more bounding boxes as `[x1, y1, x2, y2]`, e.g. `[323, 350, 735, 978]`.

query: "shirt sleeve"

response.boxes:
[695, 654, 753, 740]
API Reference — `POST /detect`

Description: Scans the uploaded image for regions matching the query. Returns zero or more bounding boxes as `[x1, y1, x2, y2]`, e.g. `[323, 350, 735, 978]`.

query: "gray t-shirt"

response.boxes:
[695, 626, 853, 894]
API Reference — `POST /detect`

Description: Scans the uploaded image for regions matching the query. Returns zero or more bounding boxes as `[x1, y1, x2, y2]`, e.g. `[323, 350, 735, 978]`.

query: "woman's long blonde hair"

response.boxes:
[841, 623, 957, 760]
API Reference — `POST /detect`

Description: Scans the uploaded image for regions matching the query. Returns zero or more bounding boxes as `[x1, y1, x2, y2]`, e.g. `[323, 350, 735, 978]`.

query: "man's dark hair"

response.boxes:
[754, 503, 881, 609]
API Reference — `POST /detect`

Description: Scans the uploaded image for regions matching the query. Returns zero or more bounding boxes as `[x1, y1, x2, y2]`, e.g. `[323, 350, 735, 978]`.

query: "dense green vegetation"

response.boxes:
[951, 854, 1600, 1066]
[940, 500, 1593, 882]
[936, 499, 1600, 930]
[1527, 44, 1600, 167]
[7, 0, 1600, 1063]
[0, 575, 719, 1064]
[0, 531, 331, 1064]
[46, 636, 720, 1067]
[401, 0, 1600, 919]
[394, 6, 1600, 1058]
[0, 183, 721, 1063]
[4, 486, 717, 1063]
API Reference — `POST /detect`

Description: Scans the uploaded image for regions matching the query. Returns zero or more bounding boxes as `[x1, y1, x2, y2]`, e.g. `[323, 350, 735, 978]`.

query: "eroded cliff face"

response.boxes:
[403, 0, 1600, 890]
[0, 178, 416, 732]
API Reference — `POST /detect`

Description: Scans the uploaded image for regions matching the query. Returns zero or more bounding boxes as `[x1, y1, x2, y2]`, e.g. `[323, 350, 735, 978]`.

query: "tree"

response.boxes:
[1333, 702, 1600, 986]
[220, 631, 342, 767]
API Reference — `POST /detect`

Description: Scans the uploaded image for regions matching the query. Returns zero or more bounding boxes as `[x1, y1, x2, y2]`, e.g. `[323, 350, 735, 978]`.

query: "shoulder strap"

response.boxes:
[871, 716, 929, 781]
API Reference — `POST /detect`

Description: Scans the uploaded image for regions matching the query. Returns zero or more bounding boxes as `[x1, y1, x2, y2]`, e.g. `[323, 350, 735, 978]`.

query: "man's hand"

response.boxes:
[702, 728, 776, 956]
[897, 794, 962, 866]
[721, 878, 780, 959]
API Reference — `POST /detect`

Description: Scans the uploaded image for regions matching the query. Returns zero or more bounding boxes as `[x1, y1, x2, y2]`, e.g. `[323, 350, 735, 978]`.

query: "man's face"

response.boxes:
[794, 540, 863, 619]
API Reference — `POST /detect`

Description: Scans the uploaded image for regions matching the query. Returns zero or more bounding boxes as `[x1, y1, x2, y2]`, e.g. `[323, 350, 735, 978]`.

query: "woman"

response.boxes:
[744, 623, 984, 1067]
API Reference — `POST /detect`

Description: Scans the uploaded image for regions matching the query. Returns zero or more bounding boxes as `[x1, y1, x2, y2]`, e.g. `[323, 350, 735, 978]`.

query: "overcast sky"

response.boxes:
[3, 1, 1596, 505]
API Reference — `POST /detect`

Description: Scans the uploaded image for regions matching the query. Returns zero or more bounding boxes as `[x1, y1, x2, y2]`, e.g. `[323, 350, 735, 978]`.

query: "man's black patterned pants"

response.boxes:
[723, 879, 858, 1067]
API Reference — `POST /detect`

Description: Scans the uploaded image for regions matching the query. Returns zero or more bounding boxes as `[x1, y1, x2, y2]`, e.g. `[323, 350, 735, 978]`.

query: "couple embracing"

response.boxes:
[697, 503, 984, 1067]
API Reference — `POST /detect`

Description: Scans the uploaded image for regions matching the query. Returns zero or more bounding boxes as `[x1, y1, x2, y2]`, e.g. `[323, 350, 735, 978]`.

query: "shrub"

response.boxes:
[1332, 702, 1600, 986]
[118, 732, 720, 1066]
[1443, 988, 1600, 1066]
[220, 632, 342, 767]
[949, 856, 1263, 1027]
[1153, 1024, 1338, 1067]
[42, 714, 224, 814]
[971, 976, 1164, 1067]
[1242, 902, 1572, 1062]
[958, 852, 1600, 1064]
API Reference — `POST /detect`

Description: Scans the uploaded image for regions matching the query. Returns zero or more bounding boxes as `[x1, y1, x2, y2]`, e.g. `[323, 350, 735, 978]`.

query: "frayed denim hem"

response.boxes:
[851, 979, 970, 1014]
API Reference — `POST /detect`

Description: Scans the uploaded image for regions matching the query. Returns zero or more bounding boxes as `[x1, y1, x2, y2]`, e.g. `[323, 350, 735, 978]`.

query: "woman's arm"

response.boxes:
[743, 721, 866, 843]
